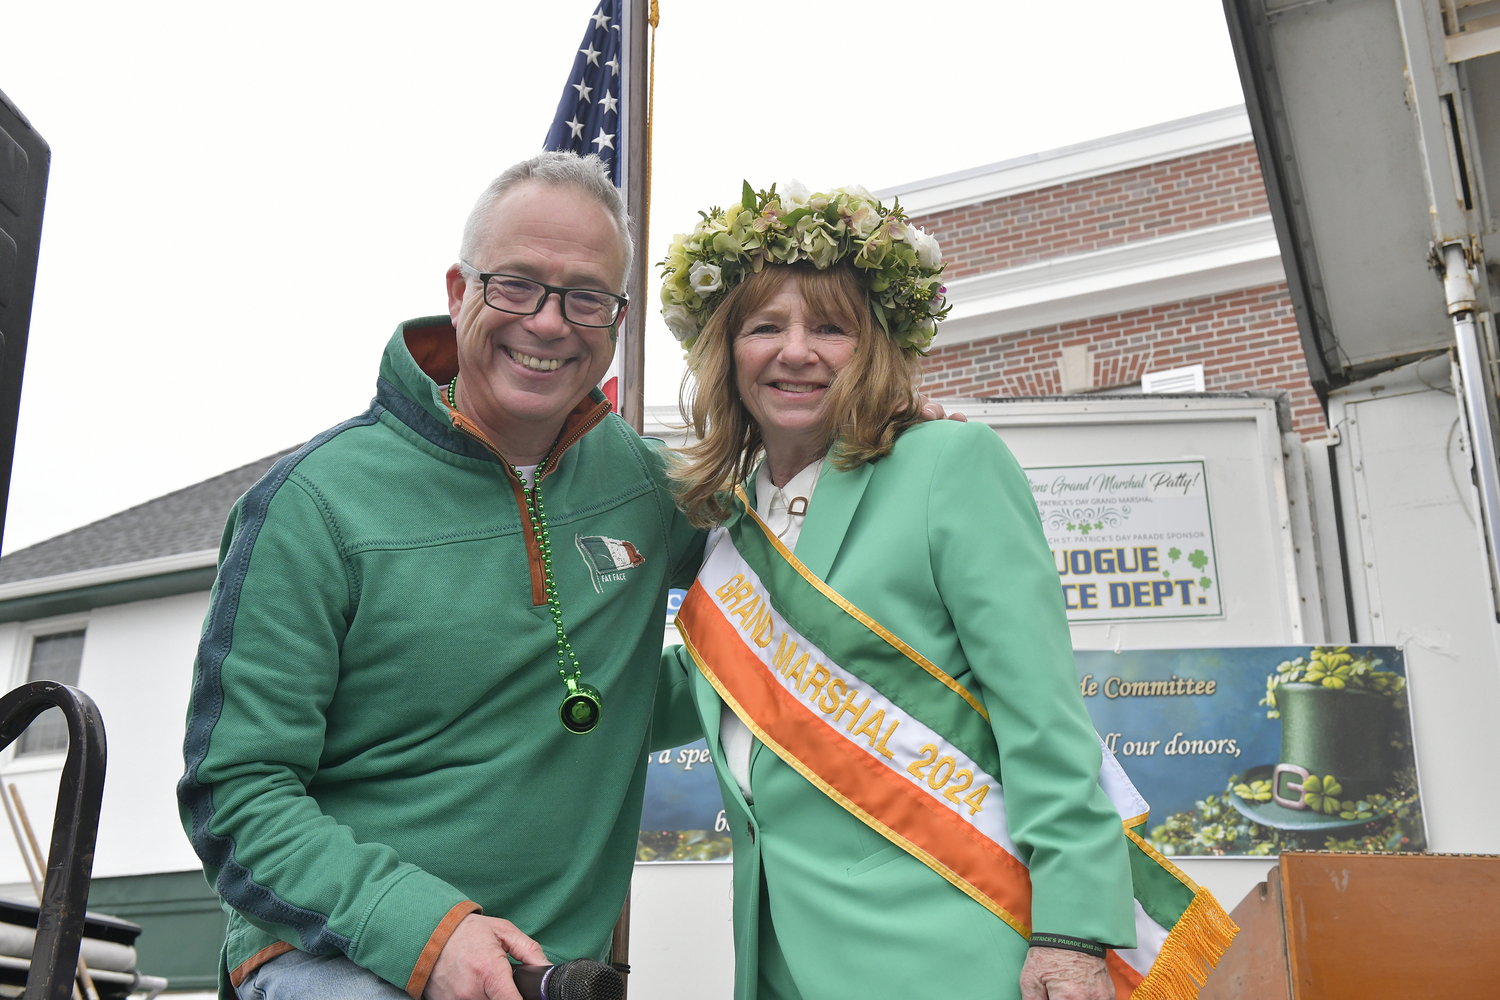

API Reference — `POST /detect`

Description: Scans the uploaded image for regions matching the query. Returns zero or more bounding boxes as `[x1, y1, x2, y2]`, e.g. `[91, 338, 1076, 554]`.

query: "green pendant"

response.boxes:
[560, 676, 603, 735]
[510, 450, 602, 736]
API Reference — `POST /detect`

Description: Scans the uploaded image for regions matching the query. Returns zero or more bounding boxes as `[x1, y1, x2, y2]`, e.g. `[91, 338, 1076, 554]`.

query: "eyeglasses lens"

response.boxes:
[482, 276, 620, 327]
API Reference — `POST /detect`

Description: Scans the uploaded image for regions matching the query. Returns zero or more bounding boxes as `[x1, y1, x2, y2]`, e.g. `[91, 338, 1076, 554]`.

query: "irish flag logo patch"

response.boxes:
[576, 534, 646, 591]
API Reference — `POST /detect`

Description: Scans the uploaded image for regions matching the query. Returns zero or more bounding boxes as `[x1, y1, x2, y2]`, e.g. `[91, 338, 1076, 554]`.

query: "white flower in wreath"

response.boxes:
[688, 261, 723, 296]
[850, 205, 881, 238]
[908, 317, 937, 349]
[904, 224, 943, 269]
[662, 304, 699, 344]
[779, 178, 811, 209]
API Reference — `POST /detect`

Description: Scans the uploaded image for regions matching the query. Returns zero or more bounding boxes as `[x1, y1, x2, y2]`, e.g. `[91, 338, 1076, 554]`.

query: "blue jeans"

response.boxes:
[236, 949, 409, 1000]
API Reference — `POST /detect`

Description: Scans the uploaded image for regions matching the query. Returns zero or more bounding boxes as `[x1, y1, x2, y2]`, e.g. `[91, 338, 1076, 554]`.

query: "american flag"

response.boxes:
[544, 2, 630, 411]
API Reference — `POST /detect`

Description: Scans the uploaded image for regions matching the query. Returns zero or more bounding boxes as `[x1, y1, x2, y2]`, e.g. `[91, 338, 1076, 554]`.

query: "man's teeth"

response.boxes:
[509, 349, 561, 372]
[773, 382, 819, 393]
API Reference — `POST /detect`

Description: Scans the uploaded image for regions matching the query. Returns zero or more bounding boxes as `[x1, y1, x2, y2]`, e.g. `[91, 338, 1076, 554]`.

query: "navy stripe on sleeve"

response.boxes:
[176, 407, 381, 955]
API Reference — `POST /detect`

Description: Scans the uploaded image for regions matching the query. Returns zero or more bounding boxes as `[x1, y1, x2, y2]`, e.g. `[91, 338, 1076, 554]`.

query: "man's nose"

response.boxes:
[524, 293, 571, 337]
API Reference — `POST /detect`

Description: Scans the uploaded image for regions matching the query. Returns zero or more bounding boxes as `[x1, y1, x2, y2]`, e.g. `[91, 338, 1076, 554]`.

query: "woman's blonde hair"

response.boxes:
[670, 263, 921, 528]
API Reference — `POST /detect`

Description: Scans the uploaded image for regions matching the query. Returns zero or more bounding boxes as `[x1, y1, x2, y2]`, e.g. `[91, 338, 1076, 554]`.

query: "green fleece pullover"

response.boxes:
[177, 317, 705, 997]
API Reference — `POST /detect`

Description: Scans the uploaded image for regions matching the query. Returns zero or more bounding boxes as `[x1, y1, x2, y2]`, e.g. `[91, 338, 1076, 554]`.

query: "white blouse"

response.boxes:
[719, 458, 824, 803]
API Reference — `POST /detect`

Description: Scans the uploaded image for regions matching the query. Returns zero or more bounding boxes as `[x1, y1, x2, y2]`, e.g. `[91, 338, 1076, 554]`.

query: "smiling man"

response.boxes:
[178, 152, 706, 1000]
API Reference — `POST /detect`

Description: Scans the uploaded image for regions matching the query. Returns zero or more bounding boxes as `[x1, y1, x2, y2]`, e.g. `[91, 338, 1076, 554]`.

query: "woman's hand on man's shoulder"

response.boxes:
[915, 392, 968, 423]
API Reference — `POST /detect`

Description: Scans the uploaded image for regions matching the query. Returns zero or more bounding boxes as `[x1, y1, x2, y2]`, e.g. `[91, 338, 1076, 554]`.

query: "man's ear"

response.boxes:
[446, 265, 468, 326]
[611, 302, 629, 344]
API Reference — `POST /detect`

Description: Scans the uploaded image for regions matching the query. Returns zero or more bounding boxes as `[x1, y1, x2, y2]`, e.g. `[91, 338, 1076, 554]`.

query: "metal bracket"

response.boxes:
[0, 682, 106, 1000]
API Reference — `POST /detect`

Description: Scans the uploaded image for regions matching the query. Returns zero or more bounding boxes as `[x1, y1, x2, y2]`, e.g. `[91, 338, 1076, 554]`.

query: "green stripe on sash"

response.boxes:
[725, 505, 1004, 779]
[1127, 839, 1195, 930]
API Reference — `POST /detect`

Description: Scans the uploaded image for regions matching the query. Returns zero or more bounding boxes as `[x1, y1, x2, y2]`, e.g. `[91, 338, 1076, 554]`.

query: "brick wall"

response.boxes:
[919, 282, 1328, 438]
[907, 140, 1328, 438]
[916, 141, 1268, 279]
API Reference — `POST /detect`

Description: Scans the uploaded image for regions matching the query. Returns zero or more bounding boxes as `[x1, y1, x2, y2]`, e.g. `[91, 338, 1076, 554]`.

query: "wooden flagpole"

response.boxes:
[619, 0, 653, 435]
[611, 5, 657, 992]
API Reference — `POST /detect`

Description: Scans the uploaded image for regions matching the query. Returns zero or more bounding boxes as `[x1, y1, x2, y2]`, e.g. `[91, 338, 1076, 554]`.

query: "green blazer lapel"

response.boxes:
[793, 460, 874, 580]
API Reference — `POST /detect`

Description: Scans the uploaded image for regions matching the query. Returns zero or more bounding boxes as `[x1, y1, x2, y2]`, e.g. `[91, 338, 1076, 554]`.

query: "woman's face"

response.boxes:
[733, 283, 859, 460]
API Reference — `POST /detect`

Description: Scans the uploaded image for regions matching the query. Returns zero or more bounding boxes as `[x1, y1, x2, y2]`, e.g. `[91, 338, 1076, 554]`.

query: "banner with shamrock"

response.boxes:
[1026, 461, 1222, 622]
[1076, 645, 1425, 858]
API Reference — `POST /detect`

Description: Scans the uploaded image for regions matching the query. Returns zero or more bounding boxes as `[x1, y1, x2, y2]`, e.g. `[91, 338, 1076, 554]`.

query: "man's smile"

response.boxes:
[505, 346, 567, 372]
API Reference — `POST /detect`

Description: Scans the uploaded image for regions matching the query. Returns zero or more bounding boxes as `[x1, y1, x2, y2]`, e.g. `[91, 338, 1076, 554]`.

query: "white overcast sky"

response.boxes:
[0, 1, 1243, 554]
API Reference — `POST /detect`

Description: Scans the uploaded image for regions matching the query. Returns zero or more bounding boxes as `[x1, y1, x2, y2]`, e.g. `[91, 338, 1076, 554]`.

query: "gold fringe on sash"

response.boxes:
[1132, 890, 1240, 1000]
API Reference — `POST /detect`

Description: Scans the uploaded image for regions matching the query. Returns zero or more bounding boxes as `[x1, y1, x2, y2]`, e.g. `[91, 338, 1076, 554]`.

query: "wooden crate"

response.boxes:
[1201, 852, 1500, 999]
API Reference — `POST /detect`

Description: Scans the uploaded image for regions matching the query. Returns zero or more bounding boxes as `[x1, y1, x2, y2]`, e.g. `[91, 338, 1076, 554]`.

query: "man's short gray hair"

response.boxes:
[459, 151, 634, 288]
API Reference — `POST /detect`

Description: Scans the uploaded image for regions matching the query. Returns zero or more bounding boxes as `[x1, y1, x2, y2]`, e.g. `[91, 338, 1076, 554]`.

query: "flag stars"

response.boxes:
[591, 128, 615, 152]
[572, 79, 593, 103]
[590, 9, 611, 29]
[580, 43, 602, 67]
[605, 55, 620, 77]
[565, 116, 585, 140]
[600, 92, 619, 115]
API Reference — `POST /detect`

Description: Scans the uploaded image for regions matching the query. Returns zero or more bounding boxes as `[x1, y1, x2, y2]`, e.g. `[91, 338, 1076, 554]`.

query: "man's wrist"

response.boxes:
[1028, 933, 1106, 959]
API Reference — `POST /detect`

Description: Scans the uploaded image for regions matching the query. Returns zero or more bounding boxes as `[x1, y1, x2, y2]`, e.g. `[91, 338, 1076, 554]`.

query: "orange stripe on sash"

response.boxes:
[677, 579, 1035, 936]
[1106, 951, 1146, 999]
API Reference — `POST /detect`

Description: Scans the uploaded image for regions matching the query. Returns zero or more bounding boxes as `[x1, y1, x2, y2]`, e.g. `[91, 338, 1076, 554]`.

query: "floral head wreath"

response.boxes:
[658, 180, 951, 355]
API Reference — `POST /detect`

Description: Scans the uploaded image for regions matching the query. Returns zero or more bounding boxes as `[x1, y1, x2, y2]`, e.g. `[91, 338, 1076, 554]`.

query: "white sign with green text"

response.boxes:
[1024, 460, 1222, 622]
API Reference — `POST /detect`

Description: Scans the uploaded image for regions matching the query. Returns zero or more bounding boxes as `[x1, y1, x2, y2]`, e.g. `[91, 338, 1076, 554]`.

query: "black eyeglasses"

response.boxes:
[458, 263, 628, 328]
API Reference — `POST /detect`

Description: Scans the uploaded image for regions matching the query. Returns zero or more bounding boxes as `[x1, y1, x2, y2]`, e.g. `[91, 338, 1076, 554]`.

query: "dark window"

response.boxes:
[17, 630, 85, 755]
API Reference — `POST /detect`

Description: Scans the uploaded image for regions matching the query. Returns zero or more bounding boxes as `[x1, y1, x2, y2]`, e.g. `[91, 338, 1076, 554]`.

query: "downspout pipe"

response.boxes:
[1445, 241, 1500, 618]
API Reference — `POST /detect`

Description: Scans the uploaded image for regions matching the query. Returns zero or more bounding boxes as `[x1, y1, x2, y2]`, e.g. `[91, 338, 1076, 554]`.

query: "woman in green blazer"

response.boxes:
[657, 183, 1137, 1000]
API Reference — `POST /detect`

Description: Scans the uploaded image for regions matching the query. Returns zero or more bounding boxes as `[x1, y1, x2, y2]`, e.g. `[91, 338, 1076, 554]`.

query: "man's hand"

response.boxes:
[916, 392, 968, 422]
[1018, 947, 1115, 1000]
[425, 913, 547, 1000]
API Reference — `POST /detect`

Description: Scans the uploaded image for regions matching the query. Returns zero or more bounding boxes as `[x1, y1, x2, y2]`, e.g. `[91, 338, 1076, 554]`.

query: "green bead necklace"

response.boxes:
[449, 374, 602, 734]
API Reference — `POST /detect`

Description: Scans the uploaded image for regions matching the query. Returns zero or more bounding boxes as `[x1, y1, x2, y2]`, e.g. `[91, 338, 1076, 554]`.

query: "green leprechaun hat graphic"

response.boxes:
[1229, 647, 1407, 832]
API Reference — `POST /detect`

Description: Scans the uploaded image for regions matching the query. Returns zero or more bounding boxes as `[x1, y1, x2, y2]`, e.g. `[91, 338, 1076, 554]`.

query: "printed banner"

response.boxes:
[1078, 645, 1424, 858]
[640, 590, 732, 862]
[637, 736, 732, 862]
[1026, 461, 1222, 622]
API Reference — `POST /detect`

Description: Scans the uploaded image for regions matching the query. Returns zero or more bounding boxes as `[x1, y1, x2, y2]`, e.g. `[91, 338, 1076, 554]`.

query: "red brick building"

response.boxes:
[883, 106, 1327, 438]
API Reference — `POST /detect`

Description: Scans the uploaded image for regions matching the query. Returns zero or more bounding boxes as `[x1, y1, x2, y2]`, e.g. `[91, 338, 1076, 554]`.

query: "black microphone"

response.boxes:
[512, 959, 625, 1000]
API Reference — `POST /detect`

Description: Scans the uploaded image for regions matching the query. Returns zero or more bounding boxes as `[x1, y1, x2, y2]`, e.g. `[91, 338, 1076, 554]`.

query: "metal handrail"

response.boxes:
[0, 682, 106, 1000]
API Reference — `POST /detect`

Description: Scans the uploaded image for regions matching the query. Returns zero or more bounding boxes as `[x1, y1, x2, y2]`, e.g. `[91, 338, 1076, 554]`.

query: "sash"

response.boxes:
[674, 487, 1237, 1000]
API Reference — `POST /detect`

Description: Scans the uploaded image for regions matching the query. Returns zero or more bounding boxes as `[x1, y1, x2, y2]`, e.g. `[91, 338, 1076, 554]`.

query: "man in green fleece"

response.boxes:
[178, 152, 705, 1000]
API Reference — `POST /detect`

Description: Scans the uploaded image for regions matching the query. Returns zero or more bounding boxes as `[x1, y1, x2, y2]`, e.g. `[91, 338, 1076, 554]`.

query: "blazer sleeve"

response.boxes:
[925, 423, 1136, 949]
[652, 644, 707, 751]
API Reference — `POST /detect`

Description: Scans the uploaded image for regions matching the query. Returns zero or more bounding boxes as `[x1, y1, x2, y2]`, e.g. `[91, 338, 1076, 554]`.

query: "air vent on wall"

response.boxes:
[1141, 364, 1206, 394]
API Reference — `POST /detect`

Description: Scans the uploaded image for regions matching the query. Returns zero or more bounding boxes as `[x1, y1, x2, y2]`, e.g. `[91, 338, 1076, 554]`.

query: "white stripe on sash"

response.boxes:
[697, 530, 1022, 861]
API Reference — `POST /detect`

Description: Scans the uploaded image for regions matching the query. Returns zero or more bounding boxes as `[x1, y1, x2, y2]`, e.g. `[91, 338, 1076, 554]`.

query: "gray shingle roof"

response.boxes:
[0, 449, 297, 585]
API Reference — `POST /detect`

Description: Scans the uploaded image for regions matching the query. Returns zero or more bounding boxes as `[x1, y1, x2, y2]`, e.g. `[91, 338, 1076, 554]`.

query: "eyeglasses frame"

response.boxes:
[457, 262, 629, 334]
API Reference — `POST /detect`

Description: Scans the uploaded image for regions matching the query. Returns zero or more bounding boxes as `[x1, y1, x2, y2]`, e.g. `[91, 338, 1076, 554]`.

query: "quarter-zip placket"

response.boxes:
[447, 397, 612, 606]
